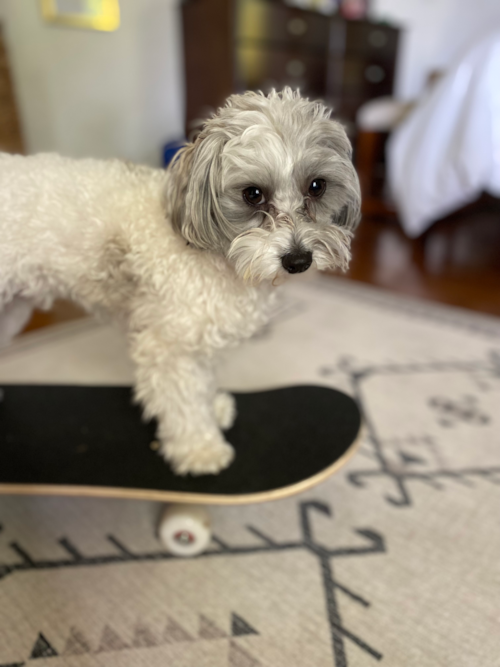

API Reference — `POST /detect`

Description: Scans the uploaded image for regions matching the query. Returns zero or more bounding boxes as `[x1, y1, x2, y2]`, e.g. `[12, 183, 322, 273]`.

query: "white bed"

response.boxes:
[387, 31, 500, 237]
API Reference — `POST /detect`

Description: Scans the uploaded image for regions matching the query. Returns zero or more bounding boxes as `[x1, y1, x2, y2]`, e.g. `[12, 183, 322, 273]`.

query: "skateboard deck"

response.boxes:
[0, 384, 361, 505]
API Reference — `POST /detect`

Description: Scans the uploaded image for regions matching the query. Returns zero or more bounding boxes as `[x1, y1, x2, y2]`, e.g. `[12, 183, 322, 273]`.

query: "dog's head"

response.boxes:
[166, 88, 361, 283]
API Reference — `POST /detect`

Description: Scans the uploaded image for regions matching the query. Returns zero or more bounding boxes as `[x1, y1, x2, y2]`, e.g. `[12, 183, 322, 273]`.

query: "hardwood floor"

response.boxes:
[340, 199, 500, 317]
[22, 301, 86, 333]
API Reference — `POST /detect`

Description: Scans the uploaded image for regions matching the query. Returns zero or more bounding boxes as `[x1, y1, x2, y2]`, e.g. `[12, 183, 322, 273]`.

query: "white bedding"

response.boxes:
[387, 31, 500, 237]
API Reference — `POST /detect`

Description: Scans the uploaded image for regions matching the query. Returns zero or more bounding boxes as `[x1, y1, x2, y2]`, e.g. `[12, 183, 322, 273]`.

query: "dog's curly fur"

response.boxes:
[0, 88, 360, 475]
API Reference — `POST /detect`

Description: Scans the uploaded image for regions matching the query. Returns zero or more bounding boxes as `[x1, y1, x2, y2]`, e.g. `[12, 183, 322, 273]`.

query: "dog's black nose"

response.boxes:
[281, 251, 313, 274]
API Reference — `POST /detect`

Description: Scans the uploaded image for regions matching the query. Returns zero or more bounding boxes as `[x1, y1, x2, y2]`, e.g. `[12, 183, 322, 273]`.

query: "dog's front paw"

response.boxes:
[162, 433, 235, 476]
[214, 391, 237, 430]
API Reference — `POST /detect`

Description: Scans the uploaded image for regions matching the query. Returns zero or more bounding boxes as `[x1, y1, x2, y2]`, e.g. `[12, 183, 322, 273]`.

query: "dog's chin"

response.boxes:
[226, 225, 353, 285]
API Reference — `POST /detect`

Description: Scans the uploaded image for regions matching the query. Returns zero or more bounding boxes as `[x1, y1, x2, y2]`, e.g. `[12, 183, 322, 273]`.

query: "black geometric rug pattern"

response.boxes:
[0, 501, 384, 667]
[9, 612, 261, 666]
[320, 350, 500, 507]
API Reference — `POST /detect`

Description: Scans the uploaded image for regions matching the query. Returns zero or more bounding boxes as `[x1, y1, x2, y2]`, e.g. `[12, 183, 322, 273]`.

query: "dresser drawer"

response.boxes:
[236, 44, 327, 96]
[329, 19, 398, 59]
[344, 21, 399, 58]
[327, 53, 395, 122]
[339, 56, 395, 96]
[235, 0, 329, 52]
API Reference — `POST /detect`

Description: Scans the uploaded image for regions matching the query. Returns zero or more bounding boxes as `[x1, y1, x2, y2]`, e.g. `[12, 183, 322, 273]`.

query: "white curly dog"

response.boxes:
[0, 89, 360, 475]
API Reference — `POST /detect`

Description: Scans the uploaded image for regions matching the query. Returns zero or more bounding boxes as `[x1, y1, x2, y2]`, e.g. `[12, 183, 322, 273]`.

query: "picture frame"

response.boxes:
[40, 0, 120, 32]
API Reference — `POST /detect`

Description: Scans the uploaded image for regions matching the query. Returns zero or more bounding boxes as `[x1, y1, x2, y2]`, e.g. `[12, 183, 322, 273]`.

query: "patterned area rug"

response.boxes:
[0, 274, 499, 667]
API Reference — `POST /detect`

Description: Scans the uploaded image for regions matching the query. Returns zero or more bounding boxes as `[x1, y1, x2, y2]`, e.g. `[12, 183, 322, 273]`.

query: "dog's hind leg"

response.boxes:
[0, 297, 34, 347]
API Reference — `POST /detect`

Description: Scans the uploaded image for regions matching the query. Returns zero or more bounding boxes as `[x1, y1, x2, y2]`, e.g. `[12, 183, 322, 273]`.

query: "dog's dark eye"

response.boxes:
[243, 186, 266, 206]
[308, 179, 326, 197]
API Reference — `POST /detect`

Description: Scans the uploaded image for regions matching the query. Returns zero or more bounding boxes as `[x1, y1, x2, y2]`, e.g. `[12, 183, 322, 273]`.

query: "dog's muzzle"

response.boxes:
[281, 251, 313, 274]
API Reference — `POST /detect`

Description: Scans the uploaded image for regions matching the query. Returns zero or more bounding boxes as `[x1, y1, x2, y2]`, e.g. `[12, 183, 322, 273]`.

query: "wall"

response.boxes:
[371, 0, 500, 100]
[3, 0, 500, 157]
[2, 0, 184, 165]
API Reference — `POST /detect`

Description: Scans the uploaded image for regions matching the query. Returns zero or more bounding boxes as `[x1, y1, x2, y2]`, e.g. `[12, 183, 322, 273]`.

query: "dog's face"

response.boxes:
[166, 88, 361, 283]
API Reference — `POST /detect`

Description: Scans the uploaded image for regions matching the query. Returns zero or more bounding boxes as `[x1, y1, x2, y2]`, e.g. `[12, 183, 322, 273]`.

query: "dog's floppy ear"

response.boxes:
[319, 118, 361, 231]
[166, 133, 228, 251]
[334, 196, 361, 231]
[334, 171, 361, 233]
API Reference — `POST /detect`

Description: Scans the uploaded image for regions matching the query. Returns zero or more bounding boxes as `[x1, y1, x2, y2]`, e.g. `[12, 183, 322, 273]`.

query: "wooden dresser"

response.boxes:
[182, 0, 399, 133]
[0, 27, 24, 154]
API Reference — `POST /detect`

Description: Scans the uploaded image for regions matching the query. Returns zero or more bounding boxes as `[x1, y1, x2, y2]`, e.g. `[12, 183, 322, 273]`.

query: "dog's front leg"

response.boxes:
[131, 340, 235, 475]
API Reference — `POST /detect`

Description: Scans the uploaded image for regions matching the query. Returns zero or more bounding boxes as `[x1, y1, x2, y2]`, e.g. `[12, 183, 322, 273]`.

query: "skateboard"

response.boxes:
[0, 384, 361, 556]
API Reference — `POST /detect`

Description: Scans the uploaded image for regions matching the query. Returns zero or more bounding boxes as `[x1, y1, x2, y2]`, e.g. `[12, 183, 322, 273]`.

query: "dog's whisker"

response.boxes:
[260, 210, 276, 232]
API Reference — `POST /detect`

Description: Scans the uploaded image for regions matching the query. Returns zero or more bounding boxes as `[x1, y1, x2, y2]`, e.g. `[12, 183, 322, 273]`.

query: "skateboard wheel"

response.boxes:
[158, 504, 211, 557]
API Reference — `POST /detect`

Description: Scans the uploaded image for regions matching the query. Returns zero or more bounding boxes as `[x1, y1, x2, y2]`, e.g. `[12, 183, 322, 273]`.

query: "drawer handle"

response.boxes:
[364, 64, 385, 83]
[286, 59, 306, 77]
[368, 30, 388, 48]
[287, 18, 308, 36]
